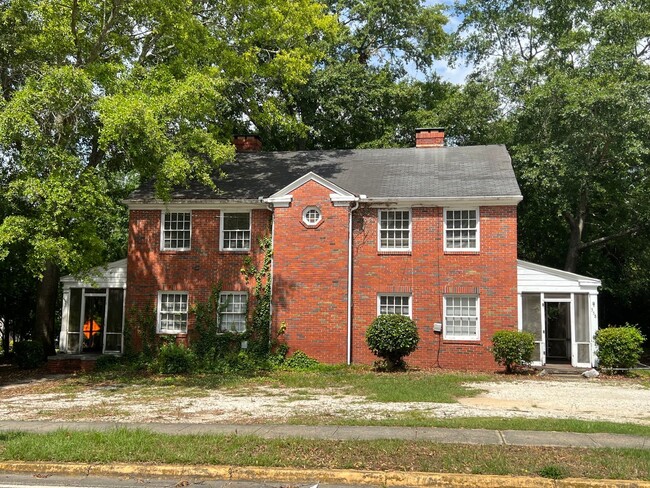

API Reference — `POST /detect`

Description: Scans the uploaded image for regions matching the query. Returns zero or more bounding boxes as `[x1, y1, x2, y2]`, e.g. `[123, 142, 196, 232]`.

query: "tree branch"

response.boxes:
[578, 226, 641, 251]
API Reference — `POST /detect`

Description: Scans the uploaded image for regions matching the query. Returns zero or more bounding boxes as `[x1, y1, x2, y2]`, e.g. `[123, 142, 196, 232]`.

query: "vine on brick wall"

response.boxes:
[124, 302, 157, 359]
[241, 235, 273, 358]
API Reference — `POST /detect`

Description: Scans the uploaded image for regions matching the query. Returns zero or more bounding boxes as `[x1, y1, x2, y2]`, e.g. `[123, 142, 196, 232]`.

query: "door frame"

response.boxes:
[78, 288, 110, 354]
[542, 296, 572, 364]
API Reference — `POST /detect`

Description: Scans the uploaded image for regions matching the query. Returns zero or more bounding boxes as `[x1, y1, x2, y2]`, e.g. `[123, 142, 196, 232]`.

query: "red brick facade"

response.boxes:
[126, 208, 271, 339]
[126, 182, 518, 370]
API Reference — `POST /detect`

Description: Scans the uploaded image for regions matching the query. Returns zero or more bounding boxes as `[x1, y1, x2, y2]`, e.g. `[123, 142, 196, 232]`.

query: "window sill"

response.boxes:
[378, 250, 412, 256]
[160, 249, 191, 254]
[219, 250, 251, 255]
[442, 339, 481, 345]
[444, 250, 480, 255]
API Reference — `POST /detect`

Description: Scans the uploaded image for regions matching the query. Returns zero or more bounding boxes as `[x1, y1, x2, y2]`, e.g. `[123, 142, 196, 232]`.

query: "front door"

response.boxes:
[82, 295, 106, 353]
[545, 301, 571, 363]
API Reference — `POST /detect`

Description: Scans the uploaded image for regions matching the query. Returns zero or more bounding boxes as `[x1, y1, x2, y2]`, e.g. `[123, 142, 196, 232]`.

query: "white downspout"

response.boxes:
[347, 198, 360, 365]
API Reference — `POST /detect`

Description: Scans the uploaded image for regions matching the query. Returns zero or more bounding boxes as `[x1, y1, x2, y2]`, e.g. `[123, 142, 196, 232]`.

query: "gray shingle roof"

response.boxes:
[125, 145, 521, 202]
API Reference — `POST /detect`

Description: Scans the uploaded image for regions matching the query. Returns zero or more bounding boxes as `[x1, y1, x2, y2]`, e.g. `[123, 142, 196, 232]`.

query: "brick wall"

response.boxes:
[126, 208, 271, 344]
[271, 180, 350, 363]
[351, 205, 518, 370]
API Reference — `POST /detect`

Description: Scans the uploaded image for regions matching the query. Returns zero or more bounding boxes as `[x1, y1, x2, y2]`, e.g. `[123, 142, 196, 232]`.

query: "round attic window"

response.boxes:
[302, 207, 322, 226]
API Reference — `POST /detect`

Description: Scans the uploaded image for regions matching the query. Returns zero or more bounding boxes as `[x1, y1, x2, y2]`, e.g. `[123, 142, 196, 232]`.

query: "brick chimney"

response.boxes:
[232, 134, 262, 152]
[415, 127, 445, 148]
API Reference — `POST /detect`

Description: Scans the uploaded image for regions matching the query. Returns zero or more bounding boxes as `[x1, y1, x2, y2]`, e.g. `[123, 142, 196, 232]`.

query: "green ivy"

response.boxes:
[241, 235, 273, 358]
[124, 302, 157, 360]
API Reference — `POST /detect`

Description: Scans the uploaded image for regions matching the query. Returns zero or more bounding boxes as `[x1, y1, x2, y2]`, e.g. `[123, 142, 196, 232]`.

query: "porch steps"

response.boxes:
[537, 364, 590, 376]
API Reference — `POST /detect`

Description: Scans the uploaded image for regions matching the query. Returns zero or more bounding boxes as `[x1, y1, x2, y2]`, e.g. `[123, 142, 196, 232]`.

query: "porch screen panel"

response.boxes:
[67, 288, 82, 353]
[574, 293, 590, 364]
[105, 288, 124, 353]
[522, 293, 542, 362]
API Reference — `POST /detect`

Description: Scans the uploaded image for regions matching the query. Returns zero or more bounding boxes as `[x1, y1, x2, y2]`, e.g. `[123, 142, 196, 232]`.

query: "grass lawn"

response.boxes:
[0, 429, 648, 480]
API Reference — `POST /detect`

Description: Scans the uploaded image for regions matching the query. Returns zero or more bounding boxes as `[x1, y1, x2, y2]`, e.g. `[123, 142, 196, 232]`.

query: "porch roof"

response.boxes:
[517, 260, 601, 294]
[60, 258, 127, 290]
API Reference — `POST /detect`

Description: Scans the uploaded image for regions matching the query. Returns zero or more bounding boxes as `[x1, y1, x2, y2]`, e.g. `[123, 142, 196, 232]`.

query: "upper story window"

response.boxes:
[378, 209, 411, 251]
[157, 292, 188, 334]
[161, 212, 191, 251]
[221, 212, 251, 251]
[219, 292, 248, 333]
[444, 209, 479, 251]
[443, 295, 479, 340]
[302, 207, 322, 226]
[378, 294, 411, 317]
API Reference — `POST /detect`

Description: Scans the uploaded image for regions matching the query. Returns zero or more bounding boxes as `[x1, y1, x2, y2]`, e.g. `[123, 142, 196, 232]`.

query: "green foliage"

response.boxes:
[124, 303, 157, 360]
[283, 351, 320, 370]
[94, 355, 122, 372]
[365, 314, 419, 371]
[538, 465, 566, 480]
[154, 342, 196, 375]
[491, 330, 535, 374]
[595, 325, 646, 370]
[13, 340, 45, 369]
[241, 235, 273, 358]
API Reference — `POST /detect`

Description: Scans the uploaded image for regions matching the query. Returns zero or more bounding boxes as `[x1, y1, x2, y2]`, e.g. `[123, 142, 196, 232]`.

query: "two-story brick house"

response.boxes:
[57, 129, 601, 371]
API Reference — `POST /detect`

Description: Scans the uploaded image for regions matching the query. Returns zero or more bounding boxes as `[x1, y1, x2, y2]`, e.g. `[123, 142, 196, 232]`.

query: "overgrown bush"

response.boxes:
[14, 340, 45, 369]
[595, 325, 646, 370]
[284, 350, 319, 370]
[366, 314, 419, 371]
[94, 354, 122, 371]
[491, 330, 535, 373]
[154, 342, 196, 374]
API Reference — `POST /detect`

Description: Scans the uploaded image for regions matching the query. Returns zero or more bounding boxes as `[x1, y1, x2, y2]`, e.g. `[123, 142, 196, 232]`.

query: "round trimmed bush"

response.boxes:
[365, 314, 419, 371]
[491, 330, 535, 373]
[595, 325, 645, 370]
[155, 342, 196, 374]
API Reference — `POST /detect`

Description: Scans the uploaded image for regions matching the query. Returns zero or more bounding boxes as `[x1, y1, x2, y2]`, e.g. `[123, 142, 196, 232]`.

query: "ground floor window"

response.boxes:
[443, 295, 479, 340]
[378, 294, 411, 317]
[219, 292, 248, 332]
[158, 292, 188, 334]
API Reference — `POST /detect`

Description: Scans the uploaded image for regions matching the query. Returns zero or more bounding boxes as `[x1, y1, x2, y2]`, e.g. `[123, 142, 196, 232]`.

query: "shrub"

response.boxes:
[595, 325, 645, 370]
[94, 354, 122, 371]
[365, 314, 419, 371]
[491, 330, 535, 373]
[284, 350, 319, 370]
[155, 342, 196, 374]
[14, 340, 45, 369]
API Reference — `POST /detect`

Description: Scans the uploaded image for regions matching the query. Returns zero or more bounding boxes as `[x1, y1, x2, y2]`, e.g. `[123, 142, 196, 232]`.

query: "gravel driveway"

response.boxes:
[1, 376, 648, 425]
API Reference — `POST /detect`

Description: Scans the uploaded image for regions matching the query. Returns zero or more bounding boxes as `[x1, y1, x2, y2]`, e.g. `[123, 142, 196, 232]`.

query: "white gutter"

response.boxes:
[347, 196, 362, 365]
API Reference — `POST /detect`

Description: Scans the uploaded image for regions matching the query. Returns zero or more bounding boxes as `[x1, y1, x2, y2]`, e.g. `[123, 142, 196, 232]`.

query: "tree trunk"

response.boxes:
[33, 260, 59, 357]
[564, 190, 587, 273]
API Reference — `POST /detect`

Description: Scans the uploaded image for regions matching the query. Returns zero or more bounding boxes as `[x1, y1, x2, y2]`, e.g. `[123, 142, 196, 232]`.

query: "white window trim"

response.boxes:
[443, 295, 480, 341]
[377, 293, 412, 318]
[157, 291, 189, 334]
[377, 208, 412, 252]
[220, 210, 252, 251]
[443, 207, 480, 252]
[219, 291, 248, 332]
[160, 210, 192, 251]
[302, 206, 322, 226]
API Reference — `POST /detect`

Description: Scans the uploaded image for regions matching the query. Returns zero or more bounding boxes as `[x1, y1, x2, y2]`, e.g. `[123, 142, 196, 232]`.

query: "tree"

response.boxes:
[454, 0, 650, 273]
[0, 0, 336, 355]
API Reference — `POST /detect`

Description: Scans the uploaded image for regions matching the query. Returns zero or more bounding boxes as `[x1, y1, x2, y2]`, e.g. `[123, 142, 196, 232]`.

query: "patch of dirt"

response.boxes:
[1, 375, 649, 425]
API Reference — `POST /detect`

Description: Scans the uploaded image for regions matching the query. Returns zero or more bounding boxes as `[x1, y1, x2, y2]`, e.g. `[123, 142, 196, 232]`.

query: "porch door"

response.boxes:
[82, 294, 106, 353]
[573, 294, 592, 367]
[521, 293, 544, 365]
[544, 300, 571, 363]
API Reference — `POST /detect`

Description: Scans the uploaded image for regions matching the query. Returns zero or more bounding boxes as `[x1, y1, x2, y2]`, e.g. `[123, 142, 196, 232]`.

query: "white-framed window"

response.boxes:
[377, 294, 412, 317]
[444, 208, 479, 251]
[378, 209, 411, 251]
[161, 211, 191, 251]
[443, 295, 480, 340]
[219, 292, 248, 332]
[302, 206, 322, 226]
[157, 292, 188, 334]
[220, 211, 251, 251]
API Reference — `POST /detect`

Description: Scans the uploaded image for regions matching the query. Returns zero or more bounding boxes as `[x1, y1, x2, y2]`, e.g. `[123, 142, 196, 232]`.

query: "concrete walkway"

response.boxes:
[0, 421, 647, 450]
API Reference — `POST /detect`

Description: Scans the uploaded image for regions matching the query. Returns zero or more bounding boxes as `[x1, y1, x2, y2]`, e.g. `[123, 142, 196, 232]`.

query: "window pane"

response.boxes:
[162, 212, 191, 250]
[219, 293, 248, 332]
[379, 210, 410, 250]
[378, 295, 410, 316]
[158, 292, 188, 333]
[222, 213, 251, 250]
[444, 296, 479, 339]
[445, 209, 478, 250]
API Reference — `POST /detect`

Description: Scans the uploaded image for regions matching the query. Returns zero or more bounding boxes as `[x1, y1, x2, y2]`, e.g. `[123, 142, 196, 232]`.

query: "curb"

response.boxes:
[0, 461, 648, 488]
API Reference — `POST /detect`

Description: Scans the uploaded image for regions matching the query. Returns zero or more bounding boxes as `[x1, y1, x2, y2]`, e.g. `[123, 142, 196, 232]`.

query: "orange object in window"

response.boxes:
[83, 319, 100, 339]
